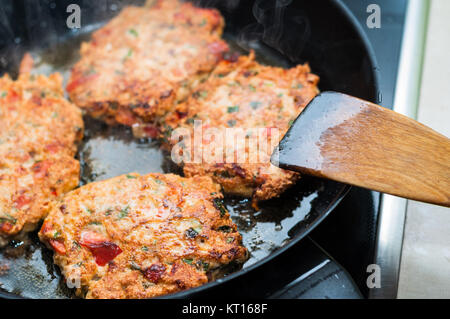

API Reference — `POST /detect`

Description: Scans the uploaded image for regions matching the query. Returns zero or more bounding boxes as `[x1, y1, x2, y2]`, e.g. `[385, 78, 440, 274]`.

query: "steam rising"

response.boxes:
[238, 0, 311, 63]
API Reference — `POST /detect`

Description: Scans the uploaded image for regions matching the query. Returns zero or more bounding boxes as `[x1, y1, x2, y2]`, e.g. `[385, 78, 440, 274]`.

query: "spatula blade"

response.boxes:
[271, 91, 450, 207]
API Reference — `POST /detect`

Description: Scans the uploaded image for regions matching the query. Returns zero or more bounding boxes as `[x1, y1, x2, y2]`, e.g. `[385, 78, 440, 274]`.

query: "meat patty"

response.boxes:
[164, 52, 320, 202]
[39, 173, 248, 299]
[67, 0, 229, 135]
[0, 73, 83, 245]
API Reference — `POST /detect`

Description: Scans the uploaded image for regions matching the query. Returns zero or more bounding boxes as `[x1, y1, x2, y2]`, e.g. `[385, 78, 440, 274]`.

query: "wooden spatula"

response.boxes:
[272, 91, 450, 207]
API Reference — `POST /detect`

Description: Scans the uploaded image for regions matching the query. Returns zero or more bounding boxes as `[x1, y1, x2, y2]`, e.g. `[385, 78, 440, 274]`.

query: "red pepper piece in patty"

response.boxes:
[32, 160, 51, 179]
[208, 41, 229, 60]
[49, 239, 66, 255]
[14, 194, 32, 209]
[0, 221, 14, 233]
[143, 264, 166, 283]
[80, 231, 122, 266]
[66, 73, 99, 92]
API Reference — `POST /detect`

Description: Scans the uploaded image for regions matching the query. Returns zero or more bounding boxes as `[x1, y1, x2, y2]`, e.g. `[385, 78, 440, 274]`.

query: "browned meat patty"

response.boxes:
[0, 73, 83, 245]
[39, 173, 248, 299]
[163, 52, 320, 202]
[67, 0, 229, 136]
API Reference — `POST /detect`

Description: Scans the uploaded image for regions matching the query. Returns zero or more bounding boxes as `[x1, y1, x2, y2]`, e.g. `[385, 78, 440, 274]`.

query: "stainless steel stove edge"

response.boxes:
[370, 0, 430, 299]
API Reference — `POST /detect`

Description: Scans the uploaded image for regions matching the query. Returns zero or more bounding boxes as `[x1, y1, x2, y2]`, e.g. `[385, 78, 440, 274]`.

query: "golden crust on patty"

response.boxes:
[0, 73, 83, 243]
[164, 52, 320, 202]
[39, 173, 248, 299]
[67, 0, 229, 132]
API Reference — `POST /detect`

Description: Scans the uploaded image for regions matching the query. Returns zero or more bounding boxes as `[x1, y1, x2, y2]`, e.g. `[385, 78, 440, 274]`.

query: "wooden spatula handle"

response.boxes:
[275, 92, 450, 207]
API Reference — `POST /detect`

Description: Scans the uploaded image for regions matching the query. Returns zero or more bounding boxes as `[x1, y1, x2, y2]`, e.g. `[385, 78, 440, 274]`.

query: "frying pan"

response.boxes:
[0, 0, 379, 298]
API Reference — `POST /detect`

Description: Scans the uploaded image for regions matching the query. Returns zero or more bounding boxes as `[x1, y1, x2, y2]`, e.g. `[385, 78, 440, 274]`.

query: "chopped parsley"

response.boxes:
[250, 101, 261, 109]
[73, 241, 81, 249]
[213, 198, 227, 217]
[195, 260, 210, 272]
[182, 258, 193, 265]
[126, 174, 137, 179]
[227, 105, 239, 113]
[201, 261, 209, 271]
[217, 225, 232, 233]
[0, 214, 17, 225]
[122, 49, 133, 62]
[128, 28, 139, 37]
[227, 119, 236, 127]
[118, 206, 129, 219]
[199, 91, 208, 99]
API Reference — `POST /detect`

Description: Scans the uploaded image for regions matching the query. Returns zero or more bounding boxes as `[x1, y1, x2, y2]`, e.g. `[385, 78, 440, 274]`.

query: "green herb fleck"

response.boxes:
[214, 170, 233, 178]
[227, 119, 236, 127]
[0, 214, 17, 225]
[126, 174, 137, 179]
[213, 198, 227, 217]
[53, 231, 61, 238]
[217, 225, 232, 233]
[141, 246, 149, 252]
[227, 105, 239, 113]
[118, 206, 129, 219]
[123, 49, 133, 62]
[192, 90, 208, 99]
[73, 241, 81, 249]
[183, 258, 193, 265]
[130, 262, 141, 271]
[250, 101, 261, 109]
[195, 260, 209, 271]
[227, 237, 234, 243]
[128, 28, 139, 37]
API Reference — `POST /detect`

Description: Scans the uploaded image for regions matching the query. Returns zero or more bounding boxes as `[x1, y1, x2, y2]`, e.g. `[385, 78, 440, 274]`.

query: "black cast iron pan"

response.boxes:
[0, 0, 379, 298]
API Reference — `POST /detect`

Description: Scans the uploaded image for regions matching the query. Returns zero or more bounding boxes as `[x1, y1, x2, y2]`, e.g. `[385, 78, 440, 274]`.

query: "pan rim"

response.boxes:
[0, 0, 380, 300]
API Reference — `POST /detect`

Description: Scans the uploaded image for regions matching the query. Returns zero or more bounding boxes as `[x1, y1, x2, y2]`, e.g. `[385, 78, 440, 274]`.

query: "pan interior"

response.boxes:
[0, 22, 328, 299]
